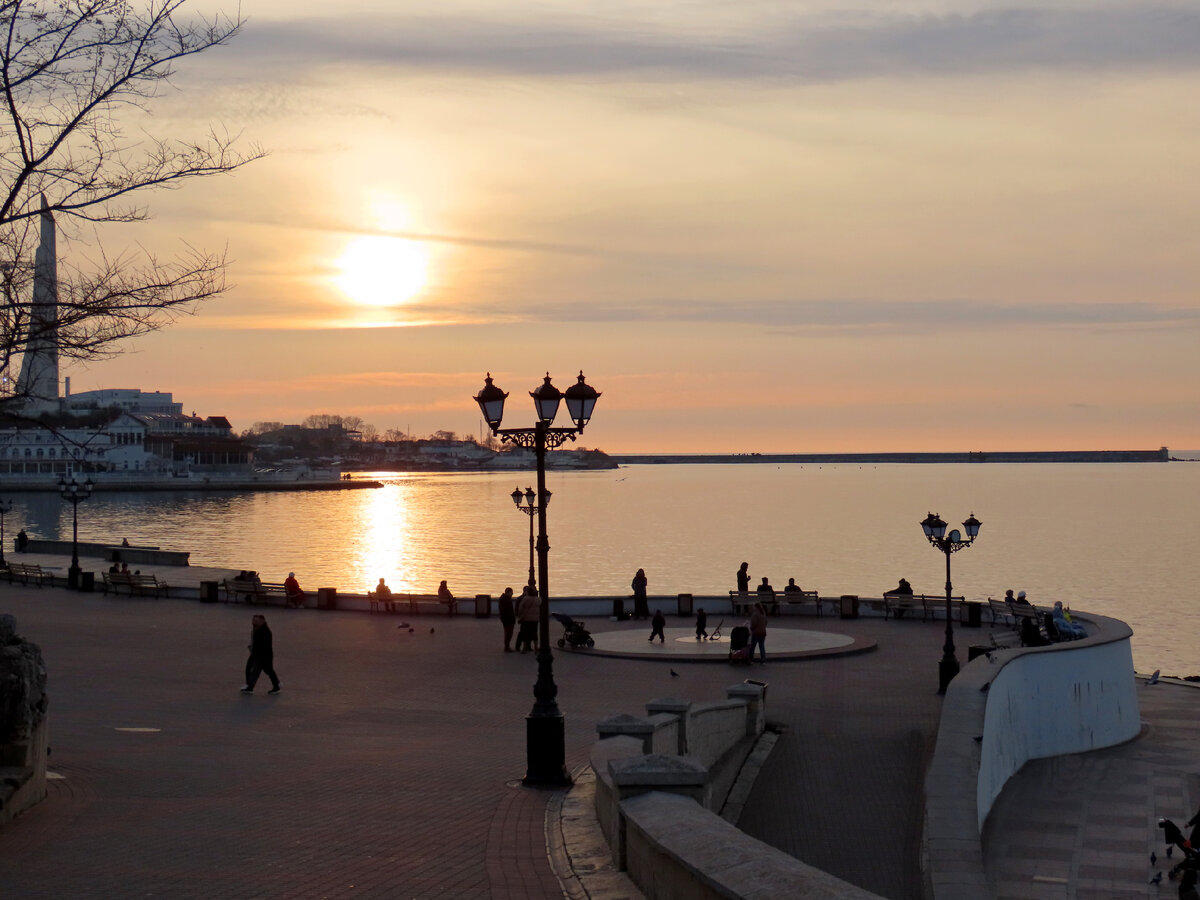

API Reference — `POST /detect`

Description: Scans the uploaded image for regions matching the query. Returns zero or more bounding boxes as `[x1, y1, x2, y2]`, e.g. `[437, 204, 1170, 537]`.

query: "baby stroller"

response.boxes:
[729, 625, 751, 664]
[552, 612, 596, 649]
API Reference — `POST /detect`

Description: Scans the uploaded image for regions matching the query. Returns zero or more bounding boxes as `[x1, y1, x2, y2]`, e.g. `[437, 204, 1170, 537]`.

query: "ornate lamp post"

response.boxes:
[475, 371, 600, 787]
[511, 486, 550, 591]
[59, 476, 94, 588]
[0, 499, 12, 567]
[921, 512, 982, 694]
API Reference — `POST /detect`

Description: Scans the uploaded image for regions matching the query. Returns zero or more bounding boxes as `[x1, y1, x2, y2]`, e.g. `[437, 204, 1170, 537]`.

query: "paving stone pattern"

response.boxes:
[1, 584, 1195, 899]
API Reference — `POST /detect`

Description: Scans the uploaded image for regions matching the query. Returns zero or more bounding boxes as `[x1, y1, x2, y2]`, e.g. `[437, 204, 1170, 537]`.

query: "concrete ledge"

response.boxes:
[622, 791, 883, 900]
[597, 713, 681, 755]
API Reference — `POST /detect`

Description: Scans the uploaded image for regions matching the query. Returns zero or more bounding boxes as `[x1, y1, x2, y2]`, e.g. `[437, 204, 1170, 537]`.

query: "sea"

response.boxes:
[6, 462, 1198, 677]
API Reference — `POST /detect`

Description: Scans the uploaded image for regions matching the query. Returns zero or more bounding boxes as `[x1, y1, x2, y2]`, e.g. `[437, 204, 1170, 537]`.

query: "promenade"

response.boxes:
[0, 572, 1196, 899]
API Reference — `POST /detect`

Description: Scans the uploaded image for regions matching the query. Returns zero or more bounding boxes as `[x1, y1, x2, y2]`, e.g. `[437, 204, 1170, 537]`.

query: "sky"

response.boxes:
[56, 0, 1200, 453]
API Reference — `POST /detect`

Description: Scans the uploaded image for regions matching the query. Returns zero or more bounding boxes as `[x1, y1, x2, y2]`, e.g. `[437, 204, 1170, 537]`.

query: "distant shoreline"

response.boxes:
[610, 448, 1173, 465]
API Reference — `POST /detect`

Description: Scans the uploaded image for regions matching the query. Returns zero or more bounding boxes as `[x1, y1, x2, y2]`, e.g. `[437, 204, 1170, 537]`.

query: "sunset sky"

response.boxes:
[58, 0, 1200, 453]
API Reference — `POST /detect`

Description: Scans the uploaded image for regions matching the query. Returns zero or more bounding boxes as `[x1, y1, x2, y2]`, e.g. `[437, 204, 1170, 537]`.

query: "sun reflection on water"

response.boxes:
[349, 479, 417, 591]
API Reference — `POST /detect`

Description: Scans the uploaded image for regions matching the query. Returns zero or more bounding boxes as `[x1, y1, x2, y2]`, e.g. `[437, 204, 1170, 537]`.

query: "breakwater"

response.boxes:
[611, 448, 1170, 465]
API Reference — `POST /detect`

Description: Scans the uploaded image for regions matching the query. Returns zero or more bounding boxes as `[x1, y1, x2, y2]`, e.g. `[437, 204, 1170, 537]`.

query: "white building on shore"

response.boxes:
[0, 206, 254, 482]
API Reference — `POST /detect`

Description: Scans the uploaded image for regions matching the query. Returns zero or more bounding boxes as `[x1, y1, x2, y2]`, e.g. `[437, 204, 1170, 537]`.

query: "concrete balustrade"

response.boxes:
[589, 681, 883, 898]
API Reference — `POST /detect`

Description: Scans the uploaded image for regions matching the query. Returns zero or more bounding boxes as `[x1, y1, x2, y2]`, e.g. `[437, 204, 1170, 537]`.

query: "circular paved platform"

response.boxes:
[565, 624, 876, 661]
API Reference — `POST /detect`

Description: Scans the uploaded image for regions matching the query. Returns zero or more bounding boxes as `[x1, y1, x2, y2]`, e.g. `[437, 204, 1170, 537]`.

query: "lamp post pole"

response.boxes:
[0, 499, 12, 568]
[59, 476, 94, 589]
[921, 512, 982, 694]
[476, 371, 600, 787]
[511, 486, 549, 591]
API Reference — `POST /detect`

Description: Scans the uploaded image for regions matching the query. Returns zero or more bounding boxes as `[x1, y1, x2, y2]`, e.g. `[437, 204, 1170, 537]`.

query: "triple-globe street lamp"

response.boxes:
[475, 371, 600, 787]
[921, 511, 982, 694]
[59, 476, 94, 588]
[511, 486, 550, 591]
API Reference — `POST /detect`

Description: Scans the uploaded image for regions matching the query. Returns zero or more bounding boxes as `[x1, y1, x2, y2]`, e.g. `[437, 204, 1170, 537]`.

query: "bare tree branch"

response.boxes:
[0, 0, 263, 400]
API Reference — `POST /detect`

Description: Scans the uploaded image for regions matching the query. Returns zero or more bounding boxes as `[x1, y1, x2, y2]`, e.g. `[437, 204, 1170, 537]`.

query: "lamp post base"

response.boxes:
[523, 713, 572, 788]
[67, 565, 81, 590]
[938, 654, 960, 694]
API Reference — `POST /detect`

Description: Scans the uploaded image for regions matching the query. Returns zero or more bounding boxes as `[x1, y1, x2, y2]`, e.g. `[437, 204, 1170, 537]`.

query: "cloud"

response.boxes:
[406, 295, 1200, 333]
[230, 6, 1200, 84]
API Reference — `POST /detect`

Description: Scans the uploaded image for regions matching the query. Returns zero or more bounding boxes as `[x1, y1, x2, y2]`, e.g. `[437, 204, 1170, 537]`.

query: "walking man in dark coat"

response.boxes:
[241, 614, 281, 695]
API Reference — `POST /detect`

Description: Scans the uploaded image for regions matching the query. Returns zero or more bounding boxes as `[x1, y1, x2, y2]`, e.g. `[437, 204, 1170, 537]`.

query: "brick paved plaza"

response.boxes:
[1, 583, 1196, 899]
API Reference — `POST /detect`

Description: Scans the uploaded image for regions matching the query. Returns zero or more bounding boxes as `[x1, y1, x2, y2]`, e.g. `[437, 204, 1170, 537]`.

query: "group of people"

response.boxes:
[496, 584, 541, 652]
[1001, 588, 1087, 644]
[735, 561, 805, 599]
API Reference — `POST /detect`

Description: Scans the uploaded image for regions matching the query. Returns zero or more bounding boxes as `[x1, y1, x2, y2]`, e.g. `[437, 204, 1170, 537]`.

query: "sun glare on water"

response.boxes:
[334, 235, 429, 307]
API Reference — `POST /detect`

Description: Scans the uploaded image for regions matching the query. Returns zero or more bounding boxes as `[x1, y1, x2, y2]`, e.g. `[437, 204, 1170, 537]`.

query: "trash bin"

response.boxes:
[677, 593, 693, 616]
[79, 571, 95, 593]
[963, 601, 982, 628]
[317, 587, 337, 610]
[611, 597, 625, 619]
[199, 580, 218, 603]
[839, 595, 859, 619]
[968, 644, 991, 662]
[474, 594, 491, 618]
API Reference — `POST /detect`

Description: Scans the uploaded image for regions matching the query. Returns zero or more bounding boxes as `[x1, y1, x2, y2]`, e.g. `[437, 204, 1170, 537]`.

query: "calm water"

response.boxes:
[8, 463, 1199, 675]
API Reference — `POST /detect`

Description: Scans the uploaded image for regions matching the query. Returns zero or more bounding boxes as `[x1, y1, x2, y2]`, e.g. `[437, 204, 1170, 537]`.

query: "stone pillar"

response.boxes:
[726, 681, 767, 737]
[610, 754, 711, 869]
[645, 697, 691, 755]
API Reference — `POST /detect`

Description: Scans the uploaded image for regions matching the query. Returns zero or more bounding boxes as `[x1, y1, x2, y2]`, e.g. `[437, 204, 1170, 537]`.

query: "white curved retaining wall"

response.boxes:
[977, 631, 1140, 828]
[924, 612, 1139, 900]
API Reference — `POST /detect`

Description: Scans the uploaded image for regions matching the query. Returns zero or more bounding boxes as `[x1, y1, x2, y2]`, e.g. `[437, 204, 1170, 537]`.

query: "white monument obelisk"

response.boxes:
[14, 196, 60, 414]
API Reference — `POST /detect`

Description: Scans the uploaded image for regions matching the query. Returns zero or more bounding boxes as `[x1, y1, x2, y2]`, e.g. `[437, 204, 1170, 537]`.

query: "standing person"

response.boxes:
[498, 587, 516, 652]
[241, 614, 281, 695]
[516, 585, 540, 653]
[736, 562, 750, 593]
[748, 602, 768, 663]
[648, 609, 666, 644]
[631, 568, 649, 619]
[695, 607, 708, 641]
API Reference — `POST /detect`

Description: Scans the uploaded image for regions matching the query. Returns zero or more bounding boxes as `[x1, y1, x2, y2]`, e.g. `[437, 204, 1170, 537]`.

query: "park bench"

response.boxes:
[4, 563, 54, 587]
[728, 591, 781, 616]
[222, 579, 288, 605]
[987, 597, 1014, 625]
[406, 594, 459, 615]
[781, 588, 824, 616]
[368, 590, 401, 614]
[883, 592, 965, 621]
[102, 572, 169, 598]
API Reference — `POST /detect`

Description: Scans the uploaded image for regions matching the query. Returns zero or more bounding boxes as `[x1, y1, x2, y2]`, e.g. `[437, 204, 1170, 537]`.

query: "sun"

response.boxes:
[334, 235, 429, 307]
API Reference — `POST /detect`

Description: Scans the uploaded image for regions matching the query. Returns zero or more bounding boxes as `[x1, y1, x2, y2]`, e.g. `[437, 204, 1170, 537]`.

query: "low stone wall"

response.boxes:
[590, 683, 881, 899]
[0, 615, 49, 826]
[622, 792, 881, 900]
[924, 612, 1140, 899]
[20, 539, 189, 566]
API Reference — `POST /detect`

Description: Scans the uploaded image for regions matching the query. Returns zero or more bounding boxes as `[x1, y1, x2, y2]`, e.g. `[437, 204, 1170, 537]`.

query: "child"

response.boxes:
[695, 607, 708, 640]
[648, 609, 666, 644]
